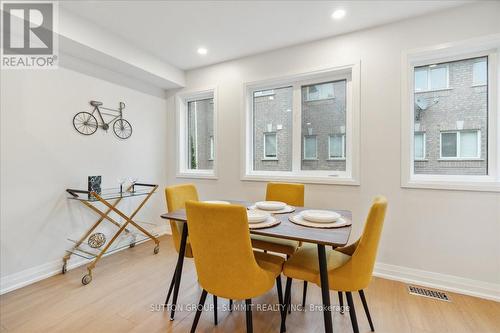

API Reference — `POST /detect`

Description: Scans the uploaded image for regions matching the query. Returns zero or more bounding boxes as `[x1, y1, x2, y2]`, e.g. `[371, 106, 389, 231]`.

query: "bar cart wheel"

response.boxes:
[129, 242, 136, 248]
[82, 274, 93, 285]
[62, 263, 67, 274]
[154, 245, 160, 254]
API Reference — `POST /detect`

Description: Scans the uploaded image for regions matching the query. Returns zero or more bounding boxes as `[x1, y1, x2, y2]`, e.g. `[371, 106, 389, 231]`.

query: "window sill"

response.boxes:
[438, 158, 484, 162]
[262, 158, 278, 161]
[302, 158, 319, 161]
[242, 173, 359, 186]
[177, 170, 218, 180]
[327, 158, 346, 161]
[471, 83, 487, 87]
[402, 176, 499, 192]
[414, 87, 453, 93]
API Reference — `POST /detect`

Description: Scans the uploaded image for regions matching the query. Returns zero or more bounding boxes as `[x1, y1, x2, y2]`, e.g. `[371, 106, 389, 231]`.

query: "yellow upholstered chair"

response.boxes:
[251, 182, 304, 256]
[163, 184, 198, 309]
[282, 196, 388, 333]
[185, 201, 285, 333]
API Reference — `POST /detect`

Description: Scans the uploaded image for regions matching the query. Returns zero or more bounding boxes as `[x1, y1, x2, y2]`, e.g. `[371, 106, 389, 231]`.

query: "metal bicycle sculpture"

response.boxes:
[73, 101, 133, 139]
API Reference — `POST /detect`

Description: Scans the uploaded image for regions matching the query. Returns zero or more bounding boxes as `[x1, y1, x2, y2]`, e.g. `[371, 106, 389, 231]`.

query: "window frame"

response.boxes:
[401, 36, 500, 192]
[328, 134, 346, 160]
[176, 87, 218, 179]
[263, 132, 278, 160]
[303, 135, 318, 160]
[439, 130, 481, 160]
[242, 63, 361, 185]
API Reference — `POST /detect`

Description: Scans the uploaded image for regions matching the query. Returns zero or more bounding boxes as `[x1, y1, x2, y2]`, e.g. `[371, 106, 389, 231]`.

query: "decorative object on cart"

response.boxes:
[73, 100, 133, 139]
[88, 176, 102, 199]
[117, 178, 126, 194]
[128, 177, 138, 192]
[64, 183, 159, 284]
[88, 232, 106, 249]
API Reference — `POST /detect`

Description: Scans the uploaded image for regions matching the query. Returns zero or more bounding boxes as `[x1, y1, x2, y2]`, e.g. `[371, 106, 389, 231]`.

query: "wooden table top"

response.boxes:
[161, 200, 352, 247]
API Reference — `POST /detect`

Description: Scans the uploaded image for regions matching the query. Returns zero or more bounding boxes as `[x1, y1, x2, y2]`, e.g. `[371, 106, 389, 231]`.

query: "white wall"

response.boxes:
[0, 65, 169, 292]
[166, 3, 500, 299]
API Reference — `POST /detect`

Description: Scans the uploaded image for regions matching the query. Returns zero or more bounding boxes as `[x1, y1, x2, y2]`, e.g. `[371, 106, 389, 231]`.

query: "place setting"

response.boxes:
[289, 209, 352, 229]
[247, 200, 296, 214]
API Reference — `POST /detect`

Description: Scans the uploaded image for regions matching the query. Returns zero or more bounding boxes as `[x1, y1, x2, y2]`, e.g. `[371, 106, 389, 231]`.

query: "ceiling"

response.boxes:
[61, 1, 471, 70]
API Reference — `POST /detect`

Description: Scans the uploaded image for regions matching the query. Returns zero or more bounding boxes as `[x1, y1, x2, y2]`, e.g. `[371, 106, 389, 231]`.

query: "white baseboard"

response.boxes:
[374, 262, 500, 302]
[0, 225, 172, 295]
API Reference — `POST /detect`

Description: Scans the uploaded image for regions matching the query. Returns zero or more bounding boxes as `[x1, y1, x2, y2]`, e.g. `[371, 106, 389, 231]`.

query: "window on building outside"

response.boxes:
[304, 82, 335, 101]
[414, 65, 449, 91]
[413, 56, 487, 175]
[440, 130, 480, 159]
[209, 136, 214, 160]
[329, 134, 345, 159]
[472, 60, 487, 86]
[187, 98, 214, 170]
[303, 136, 317, 159]
[414, 132, 426, 160]
[263, 132, 277, 159]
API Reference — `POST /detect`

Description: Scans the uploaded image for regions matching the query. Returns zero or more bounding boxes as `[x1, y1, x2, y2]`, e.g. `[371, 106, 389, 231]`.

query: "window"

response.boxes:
[414, 132, 426, 160]
[264, 132, 277, 159]
[303, 136, 317, 160]
[414, 65, 449, 91]
[176, 89, 217, 179]
[244, 63, 361, 185]
[472, 60, 487, 86]
[304, 82, 335, 101]
[329, 134, 345, 159]
[440, 130, 480, 159]
[402, 37, 499, 192]
[209, 136, 214, 160]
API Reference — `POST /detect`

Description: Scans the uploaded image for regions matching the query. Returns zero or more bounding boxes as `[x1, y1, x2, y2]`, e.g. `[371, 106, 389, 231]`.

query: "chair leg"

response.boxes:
[302, 281, 308, 308]
[276, 276, 283, 306]
[164, 264, 178, 305]
[280, 277, 292, 333]
[346, 292, 359, 333]
[286, 255, 292, 314]
[338, 291, 344, 314]
[190, 289, 208, 333]
[213, 295, 218, 325]
[229, 299, 233, 312]
[359, 290, 375, 332]
[245, 299, 253, 333]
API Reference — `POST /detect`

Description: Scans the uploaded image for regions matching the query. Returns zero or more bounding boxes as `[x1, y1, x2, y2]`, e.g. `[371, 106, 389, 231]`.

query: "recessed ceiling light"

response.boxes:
[331, 9, 346, 20]
[197, 47, 208, 55]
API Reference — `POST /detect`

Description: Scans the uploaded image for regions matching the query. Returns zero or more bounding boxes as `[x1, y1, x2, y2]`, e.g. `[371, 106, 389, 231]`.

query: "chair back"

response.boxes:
[266, 182, 305, 206]
[338, 196, 387, 290]
[165, 184, 198, 253]
[185, 201, 275, 299]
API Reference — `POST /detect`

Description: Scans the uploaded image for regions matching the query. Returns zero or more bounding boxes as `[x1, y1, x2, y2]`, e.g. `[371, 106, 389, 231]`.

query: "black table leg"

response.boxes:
[318, 244, 333, 333]
[170, 223, 188, 320]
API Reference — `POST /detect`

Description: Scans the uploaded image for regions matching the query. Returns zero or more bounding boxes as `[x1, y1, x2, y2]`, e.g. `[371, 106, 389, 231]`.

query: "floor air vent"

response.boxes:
[408, 286, 450, 302]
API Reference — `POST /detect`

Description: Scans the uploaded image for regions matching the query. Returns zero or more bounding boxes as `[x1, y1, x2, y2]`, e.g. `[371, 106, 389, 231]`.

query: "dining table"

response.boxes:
[160, 200, 352, 333]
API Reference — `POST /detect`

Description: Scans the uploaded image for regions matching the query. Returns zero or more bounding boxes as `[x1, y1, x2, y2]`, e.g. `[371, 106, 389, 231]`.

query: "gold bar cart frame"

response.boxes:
[64, 183, 159, 285]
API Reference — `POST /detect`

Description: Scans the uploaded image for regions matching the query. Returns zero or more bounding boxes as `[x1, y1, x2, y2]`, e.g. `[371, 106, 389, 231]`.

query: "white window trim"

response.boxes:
[263, 132, 278, 160]
[241, 63, 361, 185]
[401, 35, 500, 192]
[414, 64, 450, 92]
[328, 134, 346, 160]
[303, 135, 318, 160]
[439, 130, 481, 160]
[414, 132, 426, 161]
[176, 87, 218, 179]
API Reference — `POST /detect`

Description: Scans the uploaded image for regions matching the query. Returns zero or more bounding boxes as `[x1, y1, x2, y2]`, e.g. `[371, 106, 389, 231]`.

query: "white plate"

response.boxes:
[248, 205, 296, 214]
[301, 210, 340, 223]
[249, 216, 280, 229]
[204, 200, 231, 205]
[255, 201, 287, 211]
[247, 210, 271, 224]
[289, 214, 351, 229]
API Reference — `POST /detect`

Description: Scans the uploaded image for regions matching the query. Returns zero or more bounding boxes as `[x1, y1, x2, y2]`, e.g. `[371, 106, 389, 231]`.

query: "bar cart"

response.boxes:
[64, 183, 159, 285]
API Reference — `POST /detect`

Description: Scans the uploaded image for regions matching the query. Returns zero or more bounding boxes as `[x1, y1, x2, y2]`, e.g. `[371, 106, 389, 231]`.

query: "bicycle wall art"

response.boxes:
[73, 101, 133, 139]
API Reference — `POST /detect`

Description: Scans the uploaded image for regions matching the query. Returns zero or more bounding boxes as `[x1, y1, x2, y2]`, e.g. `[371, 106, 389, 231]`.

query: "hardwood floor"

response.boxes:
[1, 235, 499, 333]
